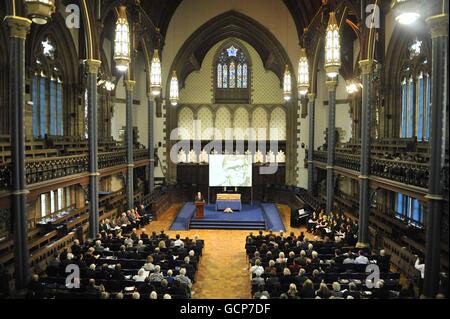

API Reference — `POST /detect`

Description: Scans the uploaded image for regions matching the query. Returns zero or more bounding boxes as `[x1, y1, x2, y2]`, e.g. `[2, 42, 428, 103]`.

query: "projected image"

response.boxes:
[209, 155, 252, 187]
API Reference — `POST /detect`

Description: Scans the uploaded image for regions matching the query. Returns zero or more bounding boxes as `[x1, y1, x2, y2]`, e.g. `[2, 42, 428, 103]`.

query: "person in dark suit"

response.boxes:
[343, 282, 361, 299]
[169, 279, 188, 298]
[27, 274, 44, 299]
[138, 277, 155, 295]
[373, 280, 390, 299]
[156, 279, 170, 296]
[112, 264, 124, 281]
[71, 239, 82, 256]
[299, 280, 315, 299]
[377, 249, 391, 273]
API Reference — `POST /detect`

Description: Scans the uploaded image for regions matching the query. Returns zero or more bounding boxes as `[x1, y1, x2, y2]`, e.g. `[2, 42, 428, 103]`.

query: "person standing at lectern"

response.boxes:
[195, 192, 204, 202]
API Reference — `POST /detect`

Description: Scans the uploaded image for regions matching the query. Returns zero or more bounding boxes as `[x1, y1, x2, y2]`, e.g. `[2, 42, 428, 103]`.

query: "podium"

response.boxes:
[195, 201, 205, 219]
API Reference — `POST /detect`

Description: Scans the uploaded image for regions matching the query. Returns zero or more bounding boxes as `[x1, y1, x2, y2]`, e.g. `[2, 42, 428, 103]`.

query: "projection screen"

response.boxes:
[209, 155, 253, 187]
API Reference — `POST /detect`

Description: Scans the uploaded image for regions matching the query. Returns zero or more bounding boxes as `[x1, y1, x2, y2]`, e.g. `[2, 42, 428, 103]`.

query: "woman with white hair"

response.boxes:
[265, 260, 277, 275]
[149, 291, 158, 300]
[143, 256, 155, 271]
[131, 292, 140, 300]
[163, 294, 172, 299]
[287, 283, 298, 299]
[330, 282, 343, 298]
[133, 268, 147, 282]
[149, 265, 164, 283]
[276, 252, 287, 264]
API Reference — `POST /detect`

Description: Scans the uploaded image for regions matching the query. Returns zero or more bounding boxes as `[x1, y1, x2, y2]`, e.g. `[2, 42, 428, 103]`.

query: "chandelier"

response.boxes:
[113, 6, 130, 72]
[297, 48, 310, 96]
[150, 49, 162, 96]
[324, 12, 341, 79]
[170, 71, 179, 106]
[24, 0, 55, 25]
[283, 65, 292, 101]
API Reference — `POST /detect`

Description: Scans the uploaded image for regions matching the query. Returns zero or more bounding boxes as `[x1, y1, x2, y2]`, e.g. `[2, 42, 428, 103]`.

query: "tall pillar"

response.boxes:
[124, 80, 136, 209]
[423, 13, 448, 298]
[357, 59, 375, 248]
[147, 94, 155, 193]
[85, 59, 101, 239]
[326, 80, 337, 214]
[5, 16, 32, 290]
[307, 93, 316, 194]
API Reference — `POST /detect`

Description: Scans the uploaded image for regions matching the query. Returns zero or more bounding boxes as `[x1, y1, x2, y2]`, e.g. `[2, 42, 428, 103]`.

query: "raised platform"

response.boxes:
[170, 202, 286, 231]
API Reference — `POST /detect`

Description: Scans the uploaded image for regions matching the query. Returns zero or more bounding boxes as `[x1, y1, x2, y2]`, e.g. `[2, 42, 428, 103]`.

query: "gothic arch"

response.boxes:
[166, 10, 296, 92]
[384, 25, 431, 137]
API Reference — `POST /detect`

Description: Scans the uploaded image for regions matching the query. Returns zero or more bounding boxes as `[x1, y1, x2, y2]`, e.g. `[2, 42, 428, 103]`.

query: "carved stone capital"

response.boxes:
[124, 80, 136, 91]
[307, 93, 316, 101]
[85, 59, 102, 74]
[426, 14, 449, 39]
[359, 59, 376, 75]
[326, 80, 338, 91]
[4, 16, 31, 39]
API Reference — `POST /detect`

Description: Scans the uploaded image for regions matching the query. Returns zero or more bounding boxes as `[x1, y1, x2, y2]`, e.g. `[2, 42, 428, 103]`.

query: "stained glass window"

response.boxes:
[222, 64, 228, 89]
[217, 64, 223, 88]
[407, 78, 414, 138]
[425, 74, 431, 140]
[57, 81, 63, 135]
[237, 64, 243, 88]
[399, 39, 431, 141]
[39, 77, 46, 137]
[417, 74, 424, 141]
[32, 76, 39, 137]
[242, 64, 248, 88]
[33, 37, 64, 137]
[215, 44, 248, 89]
[396, 194, 424, 228]
[229, 61, 236, 88]
[401, 79, 407, 138]
[50, 79, 55, 135]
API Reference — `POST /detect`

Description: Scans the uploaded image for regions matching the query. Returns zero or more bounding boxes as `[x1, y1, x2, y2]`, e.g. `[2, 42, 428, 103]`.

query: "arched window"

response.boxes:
[32, 37, 64, 137]
[215, 43, 250, 103]
[400, 39, 431, 141]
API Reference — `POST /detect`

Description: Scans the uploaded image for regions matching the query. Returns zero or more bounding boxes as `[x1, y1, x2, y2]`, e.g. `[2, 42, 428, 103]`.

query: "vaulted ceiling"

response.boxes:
[135, 0, 359, 43]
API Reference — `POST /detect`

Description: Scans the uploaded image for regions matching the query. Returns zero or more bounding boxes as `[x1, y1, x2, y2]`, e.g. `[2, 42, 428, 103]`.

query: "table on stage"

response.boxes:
[215, 193, 242, 211]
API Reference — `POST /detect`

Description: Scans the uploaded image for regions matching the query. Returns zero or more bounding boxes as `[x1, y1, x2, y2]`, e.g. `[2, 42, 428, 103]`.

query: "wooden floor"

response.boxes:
[142, 203, 309, 299]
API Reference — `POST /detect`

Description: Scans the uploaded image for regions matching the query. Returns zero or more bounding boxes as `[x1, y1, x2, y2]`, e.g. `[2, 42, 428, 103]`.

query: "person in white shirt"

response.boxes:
[174, 234, 184, 247]
[355, 250, 369, 264]
[415, 257, 425, 279]
[250, 259, 264, 276]
[414, 256, 425, 295]
[133, 268, 147, 282]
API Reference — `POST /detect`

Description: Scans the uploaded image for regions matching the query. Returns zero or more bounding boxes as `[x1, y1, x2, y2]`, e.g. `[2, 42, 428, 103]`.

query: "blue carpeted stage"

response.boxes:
[170, 202, 286, 231]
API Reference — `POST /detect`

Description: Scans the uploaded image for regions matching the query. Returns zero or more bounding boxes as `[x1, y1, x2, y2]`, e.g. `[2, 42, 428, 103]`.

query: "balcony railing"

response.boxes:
[309, 150, 438, 189]
[0, 149, 149, 191]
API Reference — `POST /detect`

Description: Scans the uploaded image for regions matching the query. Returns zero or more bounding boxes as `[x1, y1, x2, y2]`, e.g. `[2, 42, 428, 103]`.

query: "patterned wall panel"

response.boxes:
[214, 107, 231, 139]
[197, 106, 214, 140]
[178, 107, 194, 140]
[233, 107, 250, 139]
[270, 107, 287, 140]
[252, 107, 268, 140]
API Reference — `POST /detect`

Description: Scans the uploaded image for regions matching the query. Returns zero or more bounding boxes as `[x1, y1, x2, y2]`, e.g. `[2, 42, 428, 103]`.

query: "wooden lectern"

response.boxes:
[195, 201, 205, 219]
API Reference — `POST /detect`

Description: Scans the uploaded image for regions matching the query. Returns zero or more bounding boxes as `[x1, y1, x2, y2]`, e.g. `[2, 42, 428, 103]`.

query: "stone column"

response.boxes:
[423, 13, 448, 298]
[124, 80, 136, 210]
[85, 59, 101, 239]
[5, 16, 32, 290]
[357, 59, 375, 248]
[307, 93, 316, 194]
[147, 94, 155, 193]
[326, 80, 338, 214]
